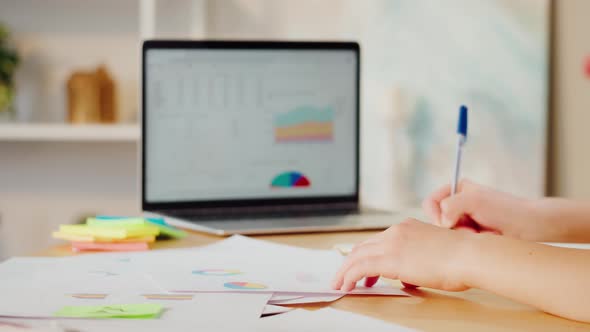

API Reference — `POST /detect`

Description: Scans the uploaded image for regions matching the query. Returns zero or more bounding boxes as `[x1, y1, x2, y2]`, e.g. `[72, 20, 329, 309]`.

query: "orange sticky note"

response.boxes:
[71, 241, 149, 252]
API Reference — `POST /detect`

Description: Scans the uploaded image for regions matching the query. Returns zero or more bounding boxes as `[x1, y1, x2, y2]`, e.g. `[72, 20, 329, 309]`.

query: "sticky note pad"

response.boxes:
[54, 303, 162, 319]
[76, 221, 160, 237]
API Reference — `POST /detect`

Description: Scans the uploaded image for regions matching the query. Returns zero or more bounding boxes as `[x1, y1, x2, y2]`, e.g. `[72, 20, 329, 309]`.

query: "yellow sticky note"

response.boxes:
[52, 231, 95, 242]
[52, 232, 156, 243]
[120, 225, 160, 237]
[59, 225, 127, 239]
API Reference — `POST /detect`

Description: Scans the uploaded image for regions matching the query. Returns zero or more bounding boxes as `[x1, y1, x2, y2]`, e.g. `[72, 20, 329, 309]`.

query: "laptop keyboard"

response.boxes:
[166, 208, 358, 221]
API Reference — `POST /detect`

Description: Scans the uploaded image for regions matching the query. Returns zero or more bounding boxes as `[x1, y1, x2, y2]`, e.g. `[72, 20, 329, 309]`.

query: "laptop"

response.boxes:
[141, 40, 415, 236]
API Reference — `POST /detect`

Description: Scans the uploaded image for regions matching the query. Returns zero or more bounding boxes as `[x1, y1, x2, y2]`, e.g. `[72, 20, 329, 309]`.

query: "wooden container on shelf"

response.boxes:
[96, 65, 117, 123]
[67, 71, 100, 123]
[66, 65, 117, 124]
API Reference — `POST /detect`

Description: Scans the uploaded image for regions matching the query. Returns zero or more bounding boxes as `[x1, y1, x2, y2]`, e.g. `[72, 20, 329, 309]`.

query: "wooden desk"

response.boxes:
[39, 231, 590, 332]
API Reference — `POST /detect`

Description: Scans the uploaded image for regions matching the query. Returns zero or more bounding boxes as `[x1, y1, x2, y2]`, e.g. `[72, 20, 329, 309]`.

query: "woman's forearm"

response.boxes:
[530, 198, 590, 242]
[460, 233, 590, 322]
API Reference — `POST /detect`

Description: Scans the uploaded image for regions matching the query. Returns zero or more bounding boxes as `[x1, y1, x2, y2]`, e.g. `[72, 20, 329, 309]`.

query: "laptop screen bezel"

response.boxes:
[142, 40, 361, 212]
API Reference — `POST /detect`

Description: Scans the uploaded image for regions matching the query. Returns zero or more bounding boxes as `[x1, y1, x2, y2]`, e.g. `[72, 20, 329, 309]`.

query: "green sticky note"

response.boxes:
[147, 221, 187, 239]
[54, 304, 163, 319]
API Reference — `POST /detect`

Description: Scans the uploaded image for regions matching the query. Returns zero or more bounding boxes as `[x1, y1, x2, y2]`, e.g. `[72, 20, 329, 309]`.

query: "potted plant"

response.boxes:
[0, 23, 19, 119]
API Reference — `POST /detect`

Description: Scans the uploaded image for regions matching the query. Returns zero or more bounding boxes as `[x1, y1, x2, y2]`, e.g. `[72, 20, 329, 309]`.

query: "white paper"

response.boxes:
[2, 307, 417, 332]
[0, 256, 270, 319]
[257, 308, 417, 332]
[112, 293, 271, 324]
[0, 258, 166, 317]
[0, 257, 166, 295]
[541, 242, 590, 250]
[18, 236, 406, 296]
[0, 293, 271, 331]
[137, 236, 408, 296]
[0, 235, 406, 320]
[269, 294, 304, 302]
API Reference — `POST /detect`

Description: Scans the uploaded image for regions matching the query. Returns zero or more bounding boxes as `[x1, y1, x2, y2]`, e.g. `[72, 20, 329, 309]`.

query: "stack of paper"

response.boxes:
[0, 308, 417, 332]
[52, 216, 187, 252]
[0, 235, 414, 330]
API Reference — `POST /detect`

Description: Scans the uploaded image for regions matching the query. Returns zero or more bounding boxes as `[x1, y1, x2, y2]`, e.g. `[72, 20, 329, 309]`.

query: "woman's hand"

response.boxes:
[422, 180, 545, 240]
[331, 219, 472, 292]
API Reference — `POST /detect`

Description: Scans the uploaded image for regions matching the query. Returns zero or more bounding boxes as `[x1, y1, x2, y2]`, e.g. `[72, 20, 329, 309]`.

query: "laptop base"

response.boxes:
[147, 208, 424, 236]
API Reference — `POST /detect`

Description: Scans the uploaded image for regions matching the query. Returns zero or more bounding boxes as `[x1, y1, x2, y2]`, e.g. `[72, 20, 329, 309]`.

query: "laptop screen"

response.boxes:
[144, 43, 359, 205]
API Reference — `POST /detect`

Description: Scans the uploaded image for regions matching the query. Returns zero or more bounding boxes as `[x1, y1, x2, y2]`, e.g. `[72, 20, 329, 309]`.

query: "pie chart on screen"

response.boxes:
[271, 171, 311, 188]
[224, 282, 267, 290]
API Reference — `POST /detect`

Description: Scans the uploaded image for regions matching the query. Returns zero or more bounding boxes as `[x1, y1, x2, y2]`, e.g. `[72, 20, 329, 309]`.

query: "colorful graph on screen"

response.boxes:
[274, 106, 334, 143]
[271, 171, 311, 188]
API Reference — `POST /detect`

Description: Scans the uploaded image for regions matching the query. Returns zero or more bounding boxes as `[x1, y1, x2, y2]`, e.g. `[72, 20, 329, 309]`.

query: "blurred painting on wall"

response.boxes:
[209, 0, 551, 209]
[353, 0, 551, 208]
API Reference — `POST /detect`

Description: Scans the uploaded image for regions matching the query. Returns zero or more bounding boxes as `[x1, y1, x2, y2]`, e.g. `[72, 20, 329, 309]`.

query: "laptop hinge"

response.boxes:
[156, 202, 358, 218]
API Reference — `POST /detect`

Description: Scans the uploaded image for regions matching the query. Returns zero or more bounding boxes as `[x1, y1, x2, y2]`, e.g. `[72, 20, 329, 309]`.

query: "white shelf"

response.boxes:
[0, 123, 140, 142]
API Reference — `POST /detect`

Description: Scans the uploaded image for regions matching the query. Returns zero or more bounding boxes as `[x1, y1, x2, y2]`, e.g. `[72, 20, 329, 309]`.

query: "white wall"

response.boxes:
[0, 142, 140, 258]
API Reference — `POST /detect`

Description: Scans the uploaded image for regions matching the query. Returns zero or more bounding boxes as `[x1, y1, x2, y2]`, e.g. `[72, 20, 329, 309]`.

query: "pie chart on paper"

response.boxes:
[271, 171, 311, 188]
[223, 282, 267, 290]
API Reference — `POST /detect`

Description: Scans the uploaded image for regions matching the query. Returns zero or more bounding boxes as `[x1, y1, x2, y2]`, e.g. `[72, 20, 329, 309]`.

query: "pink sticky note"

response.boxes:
[71, 241, 149, 252]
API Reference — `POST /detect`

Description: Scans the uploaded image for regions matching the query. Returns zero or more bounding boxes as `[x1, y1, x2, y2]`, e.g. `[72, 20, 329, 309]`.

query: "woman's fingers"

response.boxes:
[423, 184, 452, 225]
[440, 191, 479, 228]
[340, 256, 387, 292]
[332, 242, 382, 290]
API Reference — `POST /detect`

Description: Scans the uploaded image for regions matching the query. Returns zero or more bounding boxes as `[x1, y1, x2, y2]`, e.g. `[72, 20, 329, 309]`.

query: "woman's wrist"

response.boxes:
[451, 232, 491, 290]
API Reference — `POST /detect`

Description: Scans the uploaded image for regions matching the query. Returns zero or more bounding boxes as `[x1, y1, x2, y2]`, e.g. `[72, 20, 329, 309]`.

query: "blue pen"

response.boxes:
[451, 105, 468, 195]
